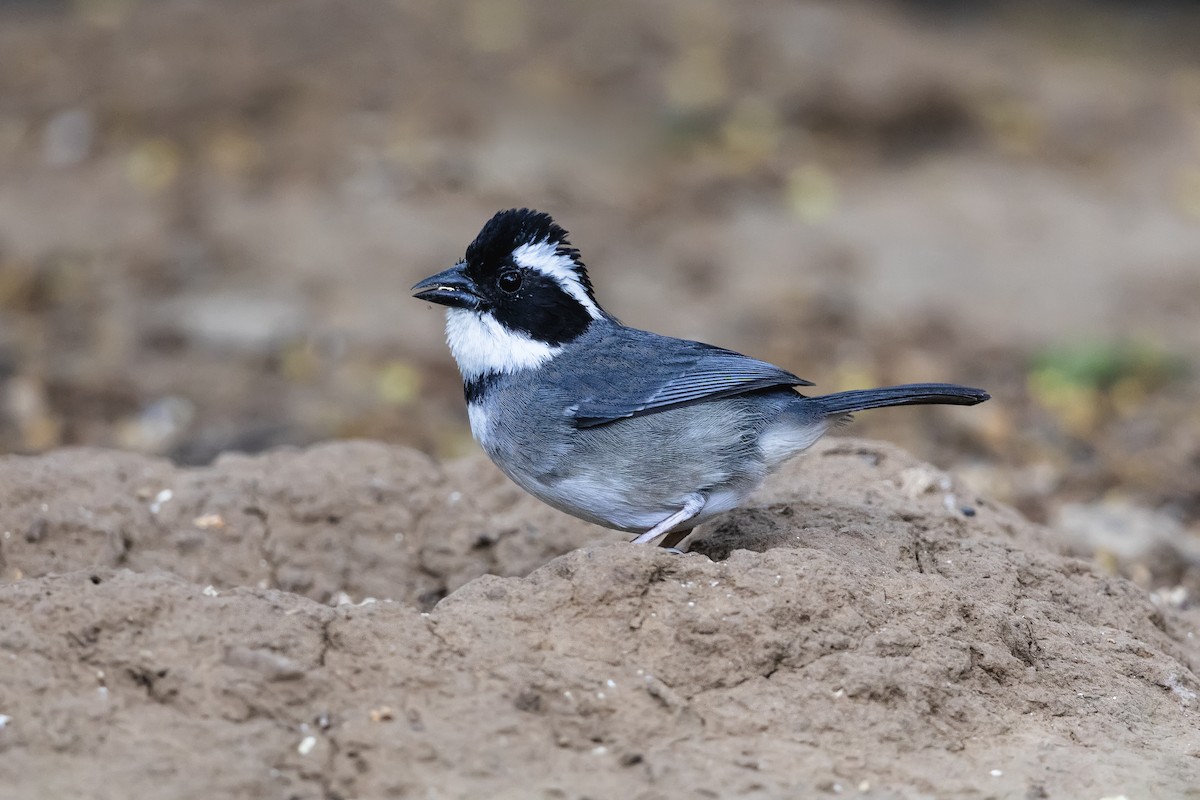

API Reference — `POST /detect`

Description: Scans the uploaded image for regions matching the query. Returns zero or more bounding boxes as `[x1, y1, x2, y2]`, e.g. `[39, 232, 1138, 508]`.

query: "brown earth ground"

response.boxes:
[2, 1, 1200, 797]
[1, 439, 1198, 798]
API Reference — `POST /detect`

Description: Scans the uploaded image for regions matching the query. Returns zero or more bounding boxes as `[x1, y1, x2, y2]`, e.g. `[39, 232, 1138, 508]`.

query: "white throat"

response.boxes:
[445, 307, 562, 380]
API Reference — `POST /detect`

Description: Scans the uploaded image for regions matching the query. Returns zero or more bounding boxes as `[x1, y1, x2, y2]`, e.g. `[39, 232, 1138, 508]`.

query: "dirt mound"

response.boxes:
[1, 440, 1197, 798]
[0, 441, 624, 610]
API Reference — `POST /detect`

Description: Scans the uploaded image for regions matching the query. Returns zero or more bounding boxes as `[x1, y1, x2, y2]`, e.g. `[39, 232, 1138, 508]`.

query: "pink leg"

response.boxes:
[629, 494, 704, 546]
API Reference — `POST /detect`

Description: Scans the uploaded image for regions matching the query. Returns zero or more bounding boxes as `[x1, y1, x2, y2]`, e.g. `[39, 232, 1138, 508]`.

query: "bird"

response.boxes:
[413, 209, 989, 550]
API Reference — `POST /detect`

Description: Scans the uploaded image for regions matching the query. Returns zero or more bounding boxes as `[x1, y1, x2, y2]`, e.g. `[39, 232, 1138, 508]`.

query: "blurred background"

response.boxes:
[1, 0, 1198, 592]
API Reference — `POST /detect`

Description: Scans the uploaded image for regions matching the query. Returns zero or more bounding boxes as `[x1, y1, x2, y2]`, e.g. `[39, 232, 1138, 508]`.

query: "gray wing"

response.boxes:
[569, 335, 813, 428]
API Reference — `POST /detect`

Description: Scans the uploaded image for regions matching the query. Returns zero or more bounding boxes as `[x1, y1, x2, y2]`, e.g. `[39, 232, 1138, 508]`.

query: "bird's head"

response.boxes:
[413, 209, 606, 379]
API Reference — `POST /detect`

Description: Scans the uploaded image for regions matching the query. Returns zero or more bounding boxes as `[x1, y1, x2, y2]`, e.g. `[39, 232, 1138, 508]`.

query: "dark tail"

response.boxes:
[808, 383, 990, 415]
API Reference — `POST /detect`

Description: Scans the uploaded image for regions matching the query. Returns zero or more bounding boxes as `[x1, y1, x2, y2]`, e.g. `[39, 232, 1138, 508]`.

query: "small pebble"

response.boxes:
[149, 489, 173, 514]
[369, 706, 394, 722]
[192, 513, 226, 530]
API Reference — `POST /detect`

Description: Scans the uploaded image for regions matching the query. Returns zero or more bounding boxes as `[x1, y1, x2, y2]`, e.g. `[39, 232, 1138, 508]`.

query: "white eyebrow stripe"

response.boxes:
[512, 240, 602, 320]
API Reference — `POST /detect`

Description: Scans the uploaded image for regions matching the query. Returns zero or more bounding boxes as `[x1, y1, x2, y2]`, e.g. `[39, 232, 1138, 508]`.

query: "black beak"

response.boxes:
[412, 263, 482, 310]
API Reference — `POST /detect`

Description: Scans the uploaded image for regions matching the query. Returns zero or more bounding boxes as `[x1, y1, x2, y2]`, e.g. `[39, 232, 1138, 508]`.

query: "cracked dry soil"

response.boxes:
[0, 439, 1197, 798]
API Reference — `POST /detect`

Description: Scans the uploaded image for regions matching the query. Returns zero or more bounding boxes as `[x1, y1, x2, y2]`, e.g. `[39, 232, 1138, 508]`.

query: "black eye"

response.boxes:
[497, 269, 523, 294]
